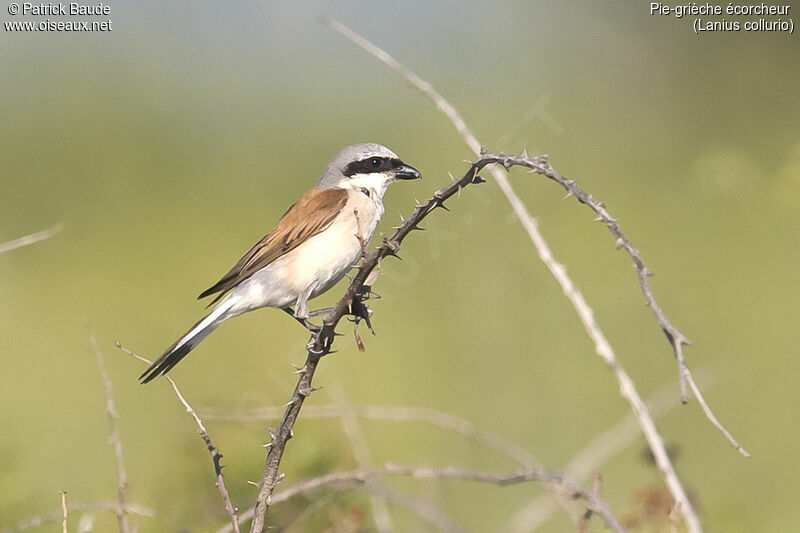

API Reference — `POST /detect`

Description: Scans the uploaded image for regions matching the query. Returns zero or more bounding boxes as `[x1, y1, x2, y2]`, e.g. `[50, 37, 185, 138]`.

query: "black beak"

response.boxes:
[394, 164, 422, 180]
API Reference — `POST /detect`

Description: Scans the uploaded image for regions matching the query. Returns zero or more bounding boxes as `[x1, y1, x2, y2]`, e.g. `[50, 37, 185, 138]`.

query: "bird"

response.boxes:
[139, 143, 421, 383]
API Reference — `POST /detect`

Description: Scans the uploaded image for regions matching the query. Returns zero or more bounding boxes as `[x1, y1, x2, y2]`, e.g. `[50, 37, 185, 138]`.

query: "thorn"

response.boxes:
[437, 203, 450, 212]
[593, 215, 603, 222]
[448, 172, 455, 182]
[292, 364, 307, 374]
[365, 269, 381, 286]
[410, 224, 425, 231]
[247, 480, 258, 487]
[563, 191, 574, 200]
[522, 148, 529, 158]
[457, 185, 462, 198]
[480, 145, 488, 155]
[472, 175, 486, 184]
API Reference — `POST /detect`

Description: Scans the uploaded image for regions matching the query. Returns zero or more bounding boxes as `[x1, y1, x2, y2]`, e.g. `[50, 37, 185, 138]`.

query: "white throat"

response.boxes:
[333, 172, 394, 201]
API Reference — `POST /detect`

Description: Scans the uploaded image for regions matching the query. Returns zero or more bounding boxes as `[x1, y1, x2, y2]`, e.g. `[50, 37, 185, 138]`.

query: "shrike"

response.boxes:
[140, 143, 421, 383]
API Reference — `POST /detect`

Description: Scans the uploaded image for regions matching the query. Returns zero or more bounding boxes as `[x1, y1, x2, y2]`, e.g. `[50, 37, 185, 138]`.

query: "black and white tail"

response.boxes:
[139, 299, 236, 383]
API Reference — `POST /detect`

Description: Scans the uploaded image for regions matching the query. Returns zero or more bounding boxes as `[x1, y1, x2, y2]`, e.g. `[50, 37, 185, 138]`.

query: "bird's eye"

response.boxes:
[370, 158, 381, 168]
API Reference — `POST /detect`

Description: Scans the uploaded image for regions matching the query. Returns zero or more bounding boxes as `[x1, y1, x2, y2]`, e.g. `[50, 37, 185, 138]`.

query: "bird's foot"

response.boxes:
[284, 308, 322, 334]
[307, 307, 334, 319]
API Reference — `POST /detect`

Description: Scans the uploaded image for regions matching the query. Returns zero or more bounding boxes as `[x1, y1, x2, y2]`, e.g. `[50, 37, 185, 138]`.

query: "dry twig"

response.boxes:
[116, 342, 240, 533]
[89, 332, 130, 533]
[0, 222, 63, 254]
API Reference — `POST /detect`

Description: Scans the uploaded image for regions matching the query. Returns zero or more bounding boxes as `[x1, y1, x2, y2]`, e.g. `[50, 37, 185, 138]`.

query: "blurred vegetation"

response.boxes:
[1, 1, 798, 532]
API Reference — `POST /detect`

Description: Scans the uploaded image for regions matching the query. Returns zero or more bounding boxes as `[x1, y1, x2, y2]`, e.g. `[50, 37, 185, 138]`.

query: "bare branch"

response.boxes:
[89, 332, 130, 533]
[116, 342, 240, 533]
[248, 150, 518, 532]
[0, 222, 63, 254]
[0, 502, 153, 533]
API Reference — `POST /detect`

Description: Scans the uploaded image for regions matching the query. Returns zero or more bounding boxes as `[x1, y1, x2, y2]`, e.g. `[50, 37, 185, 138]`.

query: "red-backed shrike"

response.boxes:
[140, 143, 421, 383]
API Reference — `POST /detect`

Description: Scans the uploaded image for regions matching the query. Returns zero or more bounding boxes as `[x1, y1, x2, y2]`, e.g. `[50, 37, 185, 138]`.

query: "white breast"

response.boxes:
[226, 189, 384, 316]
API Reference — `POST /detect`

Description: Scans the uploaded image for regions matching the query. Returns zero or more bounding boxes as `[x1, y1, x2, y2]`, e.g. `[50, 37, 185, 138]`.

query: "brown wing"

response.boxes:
[198, 188, 349, 304]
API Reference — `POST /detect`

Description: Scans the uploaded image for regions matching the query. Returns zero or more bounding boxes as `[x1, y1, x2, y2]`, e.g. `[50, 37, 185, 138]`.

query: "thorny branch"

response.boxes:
[116, 343, 240, 533]
[89, 332, 130, 533]
[248, 152, 496, 533]
[325, 16, 750, 533]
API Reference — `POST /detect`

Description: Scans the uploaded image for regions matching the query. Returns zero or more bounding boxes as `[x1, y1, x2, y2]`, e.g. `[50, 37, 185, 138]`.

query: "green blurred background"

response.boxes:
[1, 2, 798, 531]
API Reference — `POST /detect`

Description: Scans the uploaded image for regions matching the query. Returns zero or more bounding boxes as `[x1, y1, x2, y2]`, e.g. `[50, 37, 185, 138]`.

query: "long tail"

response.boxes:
[139, 298, 237, 383]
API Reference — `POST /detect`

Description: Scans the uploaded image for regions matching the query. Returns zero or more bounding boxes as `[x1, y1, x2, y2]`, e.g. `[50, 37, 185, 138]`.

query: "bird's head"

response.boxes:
[317, 143, 421, 198]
